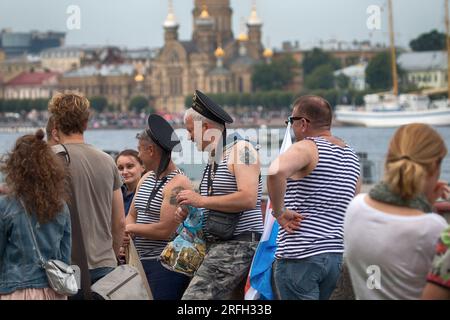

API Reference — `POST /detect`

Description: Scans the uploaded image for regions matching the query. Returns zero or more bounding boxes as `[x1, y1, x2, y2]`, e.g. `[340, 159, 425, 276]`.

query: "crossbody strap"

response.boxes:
[60, 144, 92, 299]
[21, 200, 46, 267]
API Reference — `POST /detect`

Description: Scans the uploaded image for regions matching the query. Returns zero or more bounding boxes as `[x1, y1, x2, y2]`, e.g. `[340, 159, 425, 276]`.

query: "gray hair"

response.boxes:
[136, 130, 154, 145]
[183, 107, 224, 131]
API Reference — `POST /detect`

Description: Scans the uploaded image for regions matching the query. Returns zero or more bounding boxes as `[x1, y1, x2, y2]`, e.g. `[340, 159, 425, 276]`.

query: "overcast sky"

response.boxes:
[0, 0, 445, 50]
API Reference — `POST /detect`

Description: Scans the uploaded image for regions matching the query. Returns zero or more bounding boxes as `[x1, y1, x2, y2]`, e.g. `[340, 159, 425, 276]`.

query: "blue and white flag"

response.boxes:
[245, 124, 292, 300]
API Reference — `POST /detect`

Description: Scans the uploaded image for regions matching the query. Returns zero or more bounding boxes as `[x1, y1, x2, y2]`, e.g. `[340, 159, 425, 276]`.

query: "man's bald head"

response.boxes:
[292, 95, 333, 129]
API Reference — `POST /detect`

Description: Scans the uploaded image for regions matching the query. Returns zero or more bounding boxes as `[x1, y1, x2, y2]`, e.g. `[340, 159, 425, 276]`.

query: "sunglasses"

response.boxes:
[285, 116, 311, 125]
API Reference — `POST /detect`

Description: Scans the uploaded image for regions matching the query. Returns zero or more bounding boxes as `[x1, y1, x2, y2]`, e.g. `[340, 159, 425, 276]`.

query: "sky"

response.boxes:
[0, 0, 445, 50]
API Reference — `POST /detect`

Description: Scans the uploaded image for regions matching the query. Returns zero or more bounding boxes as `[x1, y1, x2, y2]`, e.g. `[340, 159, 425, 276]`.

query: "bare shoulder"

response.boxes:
[229, 140, 259, 166]
[163, 174, 192, 195]
[168, 173, 192, 190]
[291, 139, 317, 154]
[324, 136, 346, 148]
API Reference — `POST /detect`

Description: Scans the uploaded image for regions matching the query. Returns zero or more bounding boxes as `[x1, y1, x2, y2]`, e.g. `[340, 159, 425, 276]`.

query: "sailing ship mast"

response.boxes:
[388, 0, 399, 96]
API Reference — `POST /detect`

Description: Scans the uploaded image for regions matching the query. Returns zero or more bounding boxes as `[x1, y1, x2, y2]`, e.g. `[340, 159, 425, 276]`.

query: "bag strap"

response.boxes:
[125, 238, 153, 299]
[21, 200, 46, 267]
[207, 136, 243, 197]
[207, 162, 218, 196]
[59, 144, 93, 300]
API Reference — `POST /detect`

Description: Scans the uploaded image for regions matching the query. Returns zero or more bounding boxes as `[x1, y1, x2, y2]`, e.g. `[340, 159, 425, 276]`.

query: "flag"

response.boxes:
[244, 124, 293, 300]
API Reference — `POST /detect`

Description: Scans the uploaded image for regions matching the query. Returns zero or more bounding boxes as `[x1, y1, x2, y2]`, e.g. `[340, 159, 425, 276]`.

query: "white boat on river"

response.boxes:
[335, 93, 450, 127]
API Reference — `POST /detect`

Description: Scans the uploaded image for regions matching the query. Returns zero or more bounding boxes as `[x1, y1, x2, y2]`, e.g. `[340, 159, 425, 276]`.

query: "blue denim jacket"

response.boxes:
[0, 195, 71, 294]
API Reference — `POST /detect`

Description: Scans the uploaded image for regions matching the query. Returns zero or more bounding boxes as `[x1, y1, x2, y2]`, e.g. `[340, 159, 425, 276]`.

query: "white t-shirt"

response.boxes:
[344, 194, 448, 300]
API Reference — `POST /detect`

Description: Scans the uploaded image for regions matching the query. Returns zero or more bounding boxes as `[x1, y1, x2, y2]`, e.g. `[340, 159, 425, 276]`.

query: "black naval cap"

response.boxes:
[192, 90, 233, 125]
[146, 114, 181, 153]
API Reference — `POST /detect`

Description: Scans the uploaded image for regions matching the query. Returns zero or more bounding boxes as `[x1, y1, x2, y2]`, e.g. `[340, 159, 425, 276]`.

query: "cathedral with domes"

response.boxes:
[151, 0, 272, 112]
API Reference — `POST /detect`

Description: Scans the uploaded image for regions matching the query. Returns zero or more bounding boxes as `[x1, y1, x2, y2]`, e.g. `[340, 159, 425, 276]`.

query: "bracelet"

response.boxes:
[271, 207, 286, 219]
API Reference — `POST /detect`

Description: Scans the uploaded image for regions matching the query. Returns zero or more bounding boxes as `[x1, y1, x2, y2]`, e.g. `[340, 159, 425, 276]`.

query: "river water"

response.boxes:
[1, 126, 450, 186]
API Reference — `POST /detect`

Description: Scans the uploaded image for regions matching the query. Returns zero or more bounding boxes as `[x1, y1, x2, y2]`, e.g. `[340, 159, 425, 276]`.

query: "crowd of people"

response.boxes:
[0, 108, 291, 132]
[0, 90, 449, 300]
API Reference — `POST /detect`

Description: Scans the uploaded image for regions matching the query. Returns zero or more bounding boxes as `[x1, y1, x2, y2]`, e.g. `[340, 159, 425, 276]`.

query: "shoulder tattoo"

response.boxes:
[169, 186, 184, 205]
[239, 146, 256, 165]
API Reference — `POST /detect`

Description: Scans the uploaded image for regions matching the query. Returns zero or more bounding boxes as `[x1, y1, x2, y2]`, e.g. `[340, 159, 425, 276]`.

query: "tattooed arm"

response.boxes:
[126, 174, 192, 240]
[178, 140, 261, 212]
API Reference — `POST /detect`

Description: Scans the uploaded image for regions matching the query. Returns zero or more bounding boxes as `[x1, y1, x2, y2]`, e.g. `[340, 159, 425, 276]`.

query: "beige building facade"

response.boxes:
[151, 0, 266, 112]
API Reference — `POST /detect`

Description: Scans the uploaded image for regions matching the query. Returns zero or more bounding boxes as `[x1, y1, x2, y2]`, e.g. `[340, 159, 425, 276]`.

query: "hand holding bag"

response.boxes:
[90, 265, 150, 300]
[160, 205, 206, 276]
[90, 238, 152, 300]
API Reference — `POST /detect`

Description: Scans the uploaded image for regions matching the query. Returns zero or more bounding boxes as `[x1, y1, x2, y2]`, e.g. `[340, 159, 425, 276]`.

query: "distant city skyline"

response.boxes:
[0, 0, 446, 50]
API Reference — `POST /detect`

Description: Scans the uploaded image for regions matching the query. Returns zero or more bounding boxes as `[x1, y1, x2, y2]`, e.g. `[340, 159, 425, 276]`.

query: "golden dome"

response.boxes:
[200, 5, 210, 18]
[263, 47, 273, 58]
[214, 46, 225, 58]
[134, 74, 144, 82]
[238, 32, 248, 42]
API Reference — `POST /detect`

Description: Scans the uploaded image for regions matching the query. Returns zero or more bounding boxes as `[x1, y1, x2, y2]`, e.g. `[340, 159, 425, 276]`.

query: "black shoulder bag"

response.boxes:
[204, 162, 241, 241]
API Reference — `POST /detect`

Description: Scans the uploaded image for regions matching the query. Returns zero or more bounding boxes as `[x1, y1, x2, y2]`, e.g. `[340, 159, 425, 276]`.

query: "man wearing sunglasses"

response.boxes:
[267, 95, 361, 300]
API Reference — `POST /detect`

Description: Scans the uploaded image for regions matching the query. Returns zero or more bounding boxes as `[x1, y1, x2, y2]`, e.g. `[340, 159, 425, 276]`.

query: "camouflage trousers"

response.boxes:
[182, 240, 258, 300]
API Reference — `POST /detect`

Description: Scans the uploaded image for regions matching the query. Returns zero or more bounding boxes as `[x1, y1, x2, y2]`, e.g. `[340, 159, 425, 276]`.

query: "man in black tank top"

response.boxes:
[175, 90, 263, 300]
[267, 95, 361, 300]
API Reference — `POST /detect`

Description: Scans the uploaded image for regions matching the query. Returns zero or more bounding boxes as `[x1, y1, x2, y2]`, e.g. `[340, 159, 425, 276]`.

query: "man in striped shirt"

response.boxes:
[267, 95, 361, 300]
[176, 90, 263, 299]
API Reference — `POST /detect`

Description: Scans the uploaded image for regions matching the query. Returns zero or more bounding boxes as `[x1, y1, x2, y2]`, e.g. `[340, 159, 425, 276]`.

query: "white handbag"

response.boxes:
[23, 200, 78, 296]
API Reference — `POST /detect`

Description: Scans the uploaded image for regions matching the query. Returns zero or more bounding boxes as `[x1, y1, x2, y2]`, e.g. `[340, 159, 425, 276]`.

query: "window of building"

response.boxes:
[170, 51, 179, 64]
[239, 77, 244, 93]
[169, 77, 182, 95]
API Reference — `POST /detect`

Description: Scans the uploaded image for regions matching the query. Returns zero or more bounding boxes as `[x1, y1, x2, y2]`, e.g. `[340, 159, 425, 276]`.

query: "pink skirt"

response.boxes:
[0, 288, 67, 300]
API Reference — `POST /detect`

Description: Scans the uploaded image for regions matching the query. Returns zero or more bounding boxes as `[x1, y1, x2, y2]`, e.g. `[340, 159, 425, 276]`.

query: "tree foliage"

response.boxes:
[252, 54, 297, 91]
[89, 96, 108, 112]
[129, 96, 149, 112]
[0, 99, 48, 112]
[335, 73, 350, 90]
[365, 51, 403, 91]
[304, 64, 335, 90]
[410, 29, 446, 51]
[185, 91, 295, 110]
[302, 48, 341, 75]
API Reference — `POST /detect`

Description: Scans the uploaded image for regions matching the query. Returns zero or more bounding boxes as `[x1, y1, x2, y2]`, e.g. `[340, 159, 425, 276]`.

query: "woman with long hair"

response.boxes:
[344, 123, 449, 300]
[0, 129, 71, 300]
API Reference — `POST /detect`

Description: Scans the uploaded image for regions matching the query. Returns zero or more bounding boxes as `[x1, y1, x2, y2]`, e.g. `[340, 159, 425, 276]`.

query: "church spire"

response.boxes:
[246, 0, 263, 59]
[163, 0, 179, 42]
[200, 3, 210, 19]
[163, 0, 178, 28]
[192, 0, 233, 45]
[237, 17, 248, 42]
[247, 0, 262, 26]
